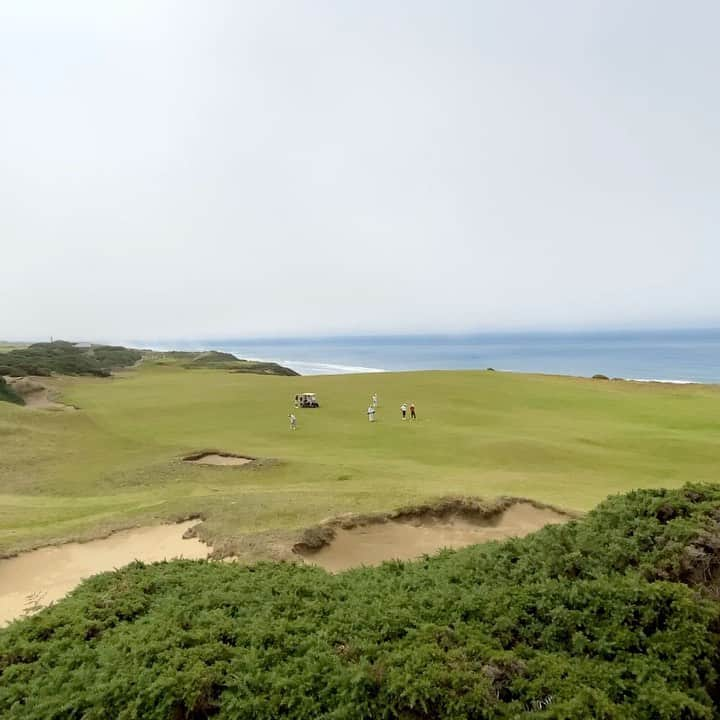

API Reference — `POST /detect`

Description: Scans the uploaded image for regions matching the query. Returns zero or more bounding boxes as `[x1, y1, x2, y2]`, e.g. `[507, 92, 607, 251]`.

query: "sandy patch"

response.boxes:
[6, 377, 74, 411]
[21, 388, 71, 410]
[0, 521, 209, 626]
[297, 503, 567, 573]
[184, 452, 253, 466]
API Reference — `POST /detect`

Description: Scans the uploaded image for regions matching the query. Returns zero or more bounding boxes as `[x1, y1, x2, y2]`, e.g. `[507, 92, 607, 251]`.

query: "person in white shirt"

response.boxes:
[400, 403, 407, 420]
[372, 393, 378, 408]
[289, 413, 297, 430]
[367, 405, 376, 422]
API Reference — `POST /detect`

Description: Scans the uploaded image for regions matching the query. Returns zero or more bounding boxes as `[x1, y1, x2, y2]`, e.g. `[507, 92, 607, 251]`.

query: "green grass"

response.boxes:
[1, 365, 720, 556]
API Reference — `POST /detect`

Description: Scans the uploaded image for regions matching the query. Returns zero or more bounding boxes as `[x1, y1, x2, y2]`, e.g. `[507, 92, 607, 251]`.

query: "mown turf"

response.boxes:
[1, 365, 720, 556]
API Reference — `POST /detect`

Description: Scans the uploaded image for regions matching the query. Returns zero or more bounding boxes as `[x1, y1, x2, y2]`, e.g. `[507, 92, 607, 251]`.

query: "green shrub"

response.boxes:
[2, 485, 720, 717]
[0, 341, 141, 378]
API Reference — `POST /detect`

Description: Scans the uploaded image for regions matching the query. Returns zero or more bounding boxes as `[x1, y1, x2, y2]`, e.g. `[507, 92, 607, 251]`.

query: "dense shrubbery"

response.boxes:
[0, 341, 141, 378]
[0, 377, 23, 405]
[2, 485, 720, 718]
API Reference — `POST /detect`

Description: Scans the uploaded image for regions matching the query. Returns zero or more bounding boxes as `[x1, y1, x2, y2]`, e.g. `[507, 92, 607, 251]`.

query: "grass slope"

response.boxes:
[1, 485, 719, 719]
[1, 365, 720, 556]
[145, 350, 298, 375]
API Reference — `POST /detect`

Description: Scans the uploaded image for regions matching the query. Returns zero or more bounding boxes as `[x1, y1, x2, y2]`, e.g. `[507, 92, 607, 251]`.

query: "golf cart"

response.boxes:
[295, 392, 319, 408]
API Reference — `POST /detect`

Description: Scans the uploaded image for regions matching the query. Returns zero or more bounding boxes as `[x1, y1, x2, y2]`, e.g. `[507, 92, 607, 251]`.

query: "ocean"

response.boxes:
[151, 329, 720, 383]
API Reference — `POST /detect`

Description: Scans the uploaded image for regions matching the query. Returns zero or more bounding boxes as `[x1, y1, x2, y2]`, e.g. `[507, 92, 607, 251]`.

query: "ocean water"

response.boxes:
[153, 329, 720, 383]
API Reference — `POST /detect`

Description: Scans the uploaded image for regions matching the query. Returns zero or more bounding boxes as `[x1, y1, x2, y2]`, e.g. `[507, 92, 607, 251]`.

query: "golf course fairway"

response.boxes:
[2, 363, 719, 558]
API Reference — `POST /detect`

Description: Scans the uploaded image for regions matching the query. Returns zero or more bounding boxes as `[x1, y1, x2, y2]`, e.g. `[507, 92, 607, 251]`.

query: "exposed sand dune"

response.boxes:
[297, 502, 568, 572]
[0, 521, 210, 626]
[21, 388, 72, 410]
[6, 377, 74, 410]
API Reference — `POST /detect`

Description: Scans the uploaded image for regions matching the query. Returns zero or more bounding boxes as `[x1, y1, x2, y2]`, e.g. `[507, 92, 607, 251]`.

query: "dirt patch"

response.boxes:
[183, 451, 254, 466]
[0, 521, 210, 626]
[295, 499, 572, 573]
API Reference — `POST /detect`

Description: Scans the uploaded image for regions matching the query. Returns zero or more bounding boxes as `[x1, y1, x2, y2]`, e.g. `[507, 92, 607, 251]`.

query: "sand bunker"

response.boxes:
[297, 503, 567, 573]
[0, 521, 210, 626]
[6, 377, 73, 411]
[183, 452, 253, 466]
[21, 388, 71, 410]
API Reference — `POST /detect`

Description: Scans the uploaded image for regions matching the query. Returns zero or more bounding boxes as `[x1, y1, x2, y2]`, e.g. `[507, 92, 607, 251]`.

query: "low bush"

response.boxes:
[2, 484, 720, 718]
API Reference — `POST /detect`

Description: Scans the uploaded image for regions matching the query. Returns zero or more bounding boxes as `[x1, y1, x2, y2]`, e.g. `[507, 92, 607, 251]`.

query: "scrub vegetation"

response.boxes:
[0, 341, 141, 378]
[0, 343, 28, 354]
[2, 484, 720, 718]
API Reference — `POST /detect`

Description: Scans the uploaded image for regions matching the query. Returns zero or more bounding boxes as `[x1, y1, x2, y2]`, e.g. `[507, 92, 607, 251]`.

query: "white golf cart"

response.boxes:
[294, 392, 319, 408]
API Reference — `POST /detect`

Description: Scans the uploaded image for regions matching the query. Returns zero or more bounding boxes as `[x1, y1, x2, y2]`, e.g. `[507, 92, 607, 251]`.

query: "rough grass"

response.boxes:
[2, 364, 720, 557]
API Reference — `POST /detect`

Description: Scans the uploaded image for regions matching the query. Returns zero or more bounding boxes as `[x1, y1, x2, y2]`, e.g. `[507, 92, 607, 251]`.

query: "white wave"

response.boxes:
[278, 360, 386, 375]
[627, 377, 699, 385]
[227, 353, 384, 375]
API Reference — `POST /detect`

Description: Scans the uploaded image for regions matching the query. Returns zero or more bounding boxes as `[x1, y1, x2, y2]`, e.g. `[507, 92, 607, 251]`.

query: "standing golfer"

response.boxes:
[372, 392, 378, 408]
[289, 413, 297, 430]
[410, 402, 416, 420]
[367, 405, 376, 422]
[400, 403, 407, 420]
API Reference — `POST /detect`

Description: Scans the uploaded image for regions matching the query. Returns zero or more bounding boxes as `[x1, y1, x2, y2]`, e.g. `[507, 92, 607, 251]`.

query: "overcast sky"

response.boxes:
[2, 1, 718, 342]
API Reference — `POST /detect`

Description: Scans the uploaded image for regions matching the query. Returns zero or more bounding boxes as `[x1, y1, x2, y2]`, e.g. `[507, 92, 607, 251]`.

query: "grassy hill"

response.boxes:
[145, 350, 299, 375]
[1, 484, 719, 718]
[0, 345, 297, 407]
[1, 364, 720, 557]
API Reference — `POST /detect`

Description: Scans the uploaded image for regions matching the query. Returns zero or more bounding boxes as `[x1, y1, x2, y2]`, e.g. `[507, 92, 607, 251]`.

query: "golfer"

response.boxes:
[367, 405, 376, 422]
[289, 413, 297, 430]
[410, 402, 416, 420]
[400, 403, 407, 420]
[372, 393, 378, 408]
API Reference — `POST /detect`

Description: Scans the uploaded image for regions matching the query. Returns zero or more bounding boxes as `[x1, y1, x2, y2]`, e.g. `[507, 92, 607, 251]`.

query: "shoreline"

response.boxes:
[140, 341, 716, 383]
[229, 357, 709, 385]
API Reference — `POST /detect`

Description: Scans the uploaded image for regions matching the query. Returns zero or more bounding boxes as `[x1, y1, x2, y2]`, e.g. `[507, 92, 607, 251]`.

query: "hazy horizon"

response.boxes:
[3, 1, 719, 339]
[6, 325, 720, 348]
